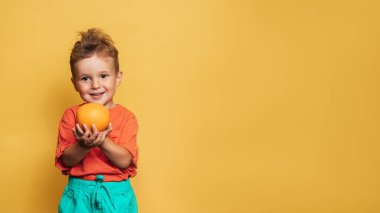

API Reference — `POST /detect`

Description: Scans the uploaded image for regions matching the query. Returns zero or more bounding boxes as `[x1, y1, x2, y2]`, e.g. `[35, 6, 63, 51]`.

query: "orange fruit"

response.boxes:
[77, 103, 110, 131]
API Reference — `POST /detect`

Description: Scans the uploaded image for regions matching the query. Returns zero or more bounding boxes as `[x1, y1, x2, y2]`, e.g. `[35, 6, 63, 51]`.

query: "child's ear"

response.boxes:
[71, 77, 79, 91]
[116, 71, 123, 87]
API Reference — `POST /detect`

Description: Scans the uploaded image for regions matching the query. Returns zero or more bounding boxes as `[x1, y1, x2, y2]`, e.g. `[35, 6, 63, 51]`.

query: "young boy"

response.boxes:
[55, 28, 139, 212]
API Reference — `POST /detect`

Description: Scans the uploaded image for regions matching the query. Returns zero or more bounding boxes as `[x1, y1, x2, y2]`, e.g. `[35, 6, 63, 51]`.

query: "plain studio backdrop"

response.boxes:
[0, 0, 379, 212]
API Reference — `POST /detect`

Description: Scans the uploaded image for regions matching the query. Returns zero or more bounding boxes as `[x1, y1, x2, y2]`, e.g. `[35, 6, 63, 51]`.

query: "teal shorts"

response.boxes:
[59, 175, 138, 213]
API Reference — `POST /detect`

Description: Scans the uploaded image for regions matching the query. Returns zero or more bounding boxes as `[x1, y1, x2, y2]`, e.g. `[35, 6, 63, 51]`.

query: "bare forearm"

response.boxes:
[100, 137, 132, 169]
[61, 143, 91, 167]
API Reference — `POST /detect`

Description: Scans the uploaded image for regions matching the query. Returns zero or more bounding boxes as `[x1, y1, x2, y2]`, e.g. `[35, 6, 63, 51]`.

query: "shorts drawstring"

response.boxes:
[91, 175, 116, 210]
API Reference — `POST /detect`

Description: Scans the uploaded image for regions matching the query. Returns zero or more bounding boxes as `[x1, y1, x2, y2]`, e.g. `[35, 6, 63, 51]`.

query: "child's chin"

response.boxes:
[92, 100, 104, 105]
[84, 100, 104, 105]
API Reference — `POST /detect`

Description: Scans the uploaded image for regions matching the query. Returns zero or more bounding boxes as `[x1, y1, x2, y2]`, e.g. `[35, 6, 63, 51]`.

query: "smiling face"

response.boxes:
[71, 54, 122, 109]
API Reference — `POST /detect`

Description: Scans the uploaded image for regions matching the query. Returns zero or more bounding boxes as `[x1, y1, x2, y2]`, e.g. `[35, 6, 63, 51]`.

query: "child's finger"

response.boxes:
[83, 125, 92, 139]
[89, 131, 98, 141]
[104, 123, 112, 135]
[76, 124, 84, 135]
[97, 132, 106, 145]
[73, 128, 79, 138]
[83, 124, 93, 137]
[92, 132, 101, 144]
[102, 131, 107, 140]
[82, 124, 89, 132]
[91, 124, 99, 134]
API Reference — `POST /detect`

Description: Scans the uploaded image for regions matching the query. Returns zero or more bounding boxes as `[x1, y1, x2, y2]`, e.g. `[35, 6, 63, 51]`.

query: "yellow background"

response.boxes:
[0, 0, 379, 212]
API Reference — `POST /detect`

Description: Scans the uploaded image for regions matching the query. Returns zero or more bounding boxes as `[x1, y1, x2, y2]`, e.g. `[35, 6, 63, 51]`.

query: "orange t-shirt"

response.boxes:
[55, 104, 139, 182]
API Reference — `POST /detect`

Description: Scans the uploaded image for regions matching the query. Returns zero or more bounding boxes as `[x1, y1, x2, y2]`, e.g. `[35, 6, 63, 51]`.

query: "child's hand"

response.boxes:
[73, 123, 112, 148]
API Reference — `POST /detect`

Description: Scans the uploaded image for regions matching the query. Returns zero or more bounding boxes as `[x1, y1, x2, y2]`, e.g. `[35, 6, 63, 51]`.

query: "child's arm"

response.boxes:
[61, 124, 109, 167]
[99, 138, 133, 169]
[61, 142, 91, 167]
[62, 123, 132, 169]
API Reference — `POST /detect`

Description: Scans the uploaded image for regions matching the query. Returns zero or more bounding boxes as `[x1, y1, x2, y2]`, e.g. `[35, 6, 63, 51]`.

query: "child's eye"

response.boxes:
[81, 76, 89, 81]
[100, 74, 108, 78]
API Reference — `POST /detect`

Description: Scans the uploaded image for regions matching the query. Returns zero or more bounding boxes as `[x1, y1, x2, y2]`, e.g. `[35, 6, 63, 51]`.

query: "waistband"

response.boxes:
[68, 175, 131, 194]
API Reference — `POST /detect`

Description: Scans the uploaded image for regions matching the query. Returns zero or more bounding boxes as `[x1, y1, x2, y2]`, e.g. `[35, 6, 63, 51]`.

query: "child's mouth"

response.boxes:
[90, 92, 105, 99]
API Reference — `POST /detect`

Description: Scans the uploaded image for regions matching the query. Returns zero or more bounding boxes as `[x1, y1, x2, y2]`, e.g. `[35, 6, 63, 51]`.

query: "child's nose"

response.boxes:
[91, 79, 100, 89]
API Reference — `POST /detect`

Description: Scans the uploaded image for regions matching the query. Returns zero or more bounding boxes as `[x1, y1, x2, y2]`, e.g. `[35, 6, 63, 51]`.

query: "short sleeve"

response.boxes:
[119, 112, 139, 177]
[55, 108, 77, 174]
